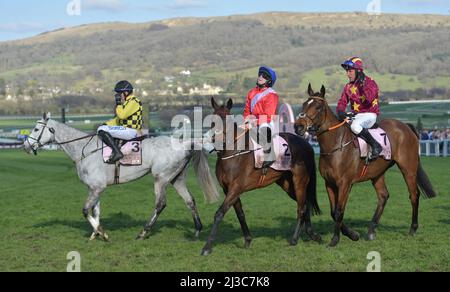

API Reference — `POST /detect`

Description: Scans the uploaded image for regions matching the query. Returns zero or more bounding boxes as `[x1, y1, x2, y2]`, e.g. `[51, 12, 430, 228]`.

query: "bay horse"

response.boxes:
[201, 98, 322, 255]
[295, 84, 437, 247]
[24, 113, 220, 241]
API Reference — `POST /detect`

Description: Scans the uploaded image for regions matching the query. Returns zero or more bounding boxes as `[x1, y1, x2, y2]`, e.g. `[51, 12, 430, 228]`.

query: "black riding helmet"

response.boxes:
[114, 80, 134, 94]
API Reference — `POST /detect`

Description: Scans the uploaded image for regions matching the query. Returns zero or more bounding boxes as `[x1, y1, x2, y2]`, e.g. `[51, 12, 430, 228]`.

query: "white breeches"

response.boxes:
[350, 113, 377, 134]
[97, 125, 138, 140]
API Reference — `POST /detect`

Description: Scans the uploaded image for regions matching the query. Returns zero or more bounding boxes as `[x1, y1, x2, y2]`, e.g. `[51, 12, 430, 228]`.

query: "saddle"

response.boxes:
[102, 135, 149, 166]
[251, 135, 292, 171]
[354, 126, 392, 161]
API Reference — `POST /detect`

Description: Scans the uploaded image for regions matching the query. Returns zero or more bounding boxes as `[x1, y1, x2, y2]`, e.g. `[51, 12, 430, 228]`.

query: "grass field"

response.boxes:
[0, 149, 449, 272]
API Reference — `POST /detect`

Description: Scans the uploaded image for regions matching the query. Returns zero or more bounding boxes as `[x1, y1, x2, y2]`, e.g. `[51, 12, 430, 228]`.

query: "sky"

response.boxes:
[0, 0, 449, 42]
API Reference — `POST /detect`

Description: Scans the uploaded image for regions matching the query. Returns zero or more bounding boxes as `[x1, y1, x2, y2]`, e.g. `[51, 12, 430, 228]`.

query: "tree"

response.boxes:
[416, 117, 424, 132]
[0, 78, 5, 96]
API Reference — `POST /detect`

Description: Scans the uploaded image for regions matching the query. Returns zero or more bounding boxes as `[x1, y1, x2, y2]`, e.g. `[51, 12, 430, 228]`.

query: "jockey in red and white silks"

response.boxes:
[243, 66, 279, 167]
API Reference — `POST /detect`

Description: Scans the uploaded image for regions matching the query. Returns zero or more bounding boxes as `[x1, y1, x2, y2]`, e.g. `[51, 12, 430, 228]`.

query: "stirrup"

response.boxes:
[106, 153, 123, 164]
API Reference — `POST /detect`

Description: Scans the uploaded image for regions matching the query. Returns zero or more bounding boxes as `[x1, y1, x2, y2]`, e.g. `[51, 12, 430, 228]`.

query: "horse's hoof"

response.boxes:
[136, 232, 147, 240]
[367, 233, 376, 241]
[409, 229, 417, 236]
[89, 232, 98, 241]
[329, 236, 340, 247]
[201, 249, 212, 256]
[307, 229, 322, 243]
[101, 233, 110, 242]
[349, 232, 360, 242]
[311, 233, 322, 243]
[244, 239, 252, 249]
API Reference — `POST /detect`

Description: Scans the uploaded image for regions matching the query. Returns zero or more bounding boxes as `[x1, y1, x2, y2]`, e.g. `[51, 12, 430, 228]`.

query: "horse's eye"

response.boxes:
[34, 128, 39, 132]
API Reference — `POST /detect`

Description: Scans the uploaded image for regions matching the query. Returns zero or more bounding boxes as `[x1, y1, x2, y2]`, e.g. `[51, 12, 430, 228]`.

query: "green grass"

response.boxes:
[0, 149, 449, 272]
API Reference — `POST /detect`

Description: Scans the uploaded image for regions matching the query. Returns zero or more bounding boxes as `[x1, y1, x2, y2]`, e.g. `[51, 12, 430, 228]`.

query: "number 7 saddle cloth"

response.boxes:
[355, 128, 392, 160]
[251, 135, 292, 171]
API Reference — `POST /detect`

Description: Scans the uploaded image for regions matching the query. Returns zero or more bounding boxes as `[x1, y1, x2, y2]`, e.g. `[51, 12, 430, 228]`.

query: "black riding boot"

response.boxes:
[258, 127, 275, 168]
[98, 130, 124, 164]
[358, 128, 382, 160]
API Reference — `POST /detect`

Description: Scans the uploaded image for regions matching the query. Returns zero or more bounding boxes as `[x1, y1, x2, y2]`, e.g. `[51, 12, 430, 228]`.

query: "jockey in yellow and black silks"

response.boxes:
[97, 80, 143, 164]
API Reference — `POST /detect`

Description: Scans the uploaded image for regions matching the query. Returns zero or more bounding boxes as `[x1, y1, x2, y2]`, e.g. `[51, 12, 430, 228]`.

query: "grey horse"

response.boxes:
[24, 113, 220, 241]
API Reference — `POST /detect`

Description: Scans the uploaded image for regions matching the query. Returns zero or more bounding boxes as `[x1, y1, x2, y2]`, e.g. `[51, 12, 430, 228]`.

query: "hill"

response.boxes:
[1, 12, 450, 114]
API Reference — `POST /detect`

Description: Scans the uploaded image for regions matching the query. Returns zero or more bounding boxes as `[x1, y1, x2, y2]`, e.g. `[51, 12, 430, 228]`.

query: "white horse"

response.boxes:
[24, 113, 220, 241]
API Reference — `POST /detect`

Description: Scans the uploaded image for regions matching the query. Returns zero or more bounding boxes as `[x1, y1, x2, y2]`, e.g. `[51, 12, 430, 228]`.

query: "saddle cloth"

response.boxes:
[103, 141, 142, 166]
[356, 128, 392, 160]
[251, 135, 292, 171]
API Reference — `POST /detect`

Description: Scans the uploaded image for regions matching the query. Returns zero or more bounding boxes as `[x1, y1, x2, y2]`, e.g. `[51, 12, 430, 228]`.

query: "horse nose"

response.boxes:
[295, 124, 305, 135]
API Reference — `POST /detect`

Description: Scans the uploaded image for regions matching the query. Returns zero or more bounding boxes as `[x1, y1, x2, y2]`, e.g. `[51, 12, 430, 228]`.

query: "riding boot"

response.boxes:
[358, 128, 382, 160]
[258, 127, 275, 168]
[98, 130, 124, 164]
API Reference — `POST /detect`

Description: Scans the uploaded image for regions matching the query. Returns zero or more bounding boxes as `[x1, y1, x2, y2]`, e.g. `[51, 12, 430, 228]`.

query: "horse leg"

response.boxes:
[172, 175, 203, 239]
[83, 188, 108, 241]
[330, 183, 356, 247]
[201, 192, 240, 256]
[233, 198, 253, 249]
[290, 170, 309, 246]
[283, 176, 321, 244]
[398, 163, 420, 236]
[137, 177, 168, 240]
[368, 175, 390, 241]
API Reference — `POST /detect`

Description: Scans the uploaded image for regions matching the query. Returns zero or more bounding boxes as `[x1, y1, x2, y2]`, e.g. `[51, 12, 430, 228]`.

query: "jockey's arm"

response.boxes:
[361, 80, 379, 104]
[336, 88, 349, 113]
[115, 100, 140, 120]
[105, 118, 118, 126]
[243, 91, 252, 120]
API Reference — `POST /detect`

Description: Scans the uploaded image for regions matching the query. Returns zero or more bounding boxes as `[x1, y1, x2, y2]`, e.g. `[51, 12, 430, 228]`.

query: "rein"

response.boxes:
[28, 121, 101, 161]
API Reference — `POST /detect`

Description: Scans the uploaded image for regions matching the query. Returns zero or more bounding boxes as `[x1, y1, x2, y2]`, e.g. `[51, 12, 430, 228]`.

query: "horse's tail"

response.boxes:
[305, 145, 321, 216]
[192, 149, 221, 204]
[406, 123, 437, 199]
[417, 163, 437, 199]
[406, 123, 420, 139]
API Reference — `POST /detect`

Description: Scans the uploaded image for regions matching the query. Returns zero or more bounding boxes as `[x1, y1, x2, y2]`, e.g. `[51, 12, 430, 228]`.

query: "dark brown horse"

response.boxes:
[201, 98, 322, 255]
[294, 84, 437, 247]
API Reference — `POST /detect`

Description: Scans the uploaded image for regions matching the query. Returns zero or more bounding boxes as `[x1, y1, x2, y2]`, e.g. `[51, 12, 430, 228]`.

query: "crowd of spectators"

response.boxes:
[420, 129, 450, 141]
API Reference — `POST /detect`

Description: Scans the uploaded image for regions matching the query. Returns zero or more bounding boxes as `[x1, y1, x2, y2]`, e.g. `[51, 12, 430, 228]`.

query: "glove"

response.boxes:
[356, 71, 366, 87]
[115, 94, 122, 106]
[337, 111, 347, 122]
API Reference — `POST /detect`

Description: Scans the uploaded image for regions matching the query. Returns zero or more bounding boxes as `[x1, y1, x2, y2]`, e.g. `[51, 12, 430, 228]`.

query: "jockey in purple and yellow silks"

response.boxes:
[337, 57, 382, 159]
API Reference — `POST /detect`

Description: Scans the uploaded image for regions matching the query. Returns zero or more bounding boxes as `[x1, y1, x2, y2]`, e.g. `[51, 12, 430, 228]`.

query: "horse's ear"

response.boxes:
[226, 98, 233, 110]
[308, 83, 315, 97]
[211, 97, 219, 110]
[320, 85, 326, 98]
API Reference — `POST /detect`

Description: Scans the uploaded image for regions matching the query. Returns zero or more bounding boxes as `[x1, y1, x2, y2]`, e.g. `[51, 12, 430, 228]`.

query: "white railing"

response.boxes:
[419, 140, 450, 157]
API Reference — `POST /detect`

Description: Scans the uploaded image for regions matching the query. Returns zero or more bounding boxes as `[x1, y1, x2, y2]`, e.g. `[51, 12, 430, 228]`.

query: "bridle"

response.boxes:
[27, 120, 96, 156]
[297, 96, 327, 135]
[26, 121, 56, 154]
[297, 96, 354, 155]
